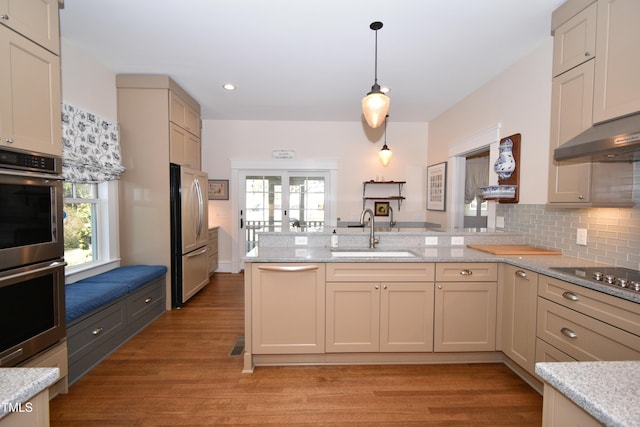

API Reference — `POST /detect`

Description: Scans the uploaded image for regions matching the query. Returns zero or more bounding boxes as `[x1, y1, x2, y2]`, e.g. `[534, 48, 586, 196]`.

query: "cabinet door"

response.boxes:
[434, 282, 497, 352]
[326, 282, 379, 353]
[0, 25, 61, 156]
[252, 264, 325, 354]
[547, 61, 593, 204]
[169, 91, 200, 137]
[380, 282, 434, 352]
[184, 132, 201, 170]
[0, 0, 60, 54]
[593, 0, 640, 123]
[169, 122, 185, 166]
[552, 2, 596, 77]
[500, 265, 538, 375]
[541, 384, 603, 427]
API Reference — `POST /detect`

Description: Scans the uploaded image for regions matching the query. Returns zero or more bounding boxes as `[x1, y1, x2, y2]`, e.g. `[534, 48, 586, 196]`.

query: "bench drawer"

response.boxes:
[127, 277, 165, 335]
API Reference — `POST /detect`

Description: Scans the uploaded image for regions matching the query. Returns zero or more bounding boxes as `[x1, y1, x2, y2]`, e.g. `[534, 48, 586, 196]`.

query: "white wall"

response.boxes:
[427, 39, 553, 228]
[60, 39, 117, 121]
[201, 120, 429, 269]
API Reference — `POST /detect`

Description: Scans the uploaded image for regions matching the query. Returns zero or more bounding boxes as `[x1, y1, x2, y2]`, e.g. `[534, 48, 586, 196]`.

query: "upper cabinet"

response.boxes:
[547, 0, 634, 207]
[0, 0, 60, 54]
[552, 2, 596, 77]
[0, 0, 61, 156]
[170, 92, 201, 138]
[592, 0, 640, 123]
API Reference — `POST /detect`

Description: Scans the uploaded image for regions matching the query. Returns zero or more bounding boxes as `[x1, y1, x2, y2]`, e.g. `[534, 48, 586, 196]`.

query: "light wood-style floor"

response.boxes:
[50, 273, 542, 426]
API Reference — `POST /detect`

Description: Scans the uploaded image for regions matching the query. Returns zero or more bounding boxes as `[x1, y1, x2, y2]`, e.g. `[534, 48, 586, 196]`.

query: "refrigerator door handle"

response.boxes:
[194, 177, 203, 240]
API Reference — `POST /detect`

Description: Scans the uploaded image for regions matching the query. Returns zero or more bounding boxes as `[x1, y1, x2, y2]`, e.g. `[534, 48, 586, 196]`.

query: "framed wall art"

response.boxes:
[426, 162, 447, 211]
[374, 201, 390, 216]
[208, 179, 229, 200]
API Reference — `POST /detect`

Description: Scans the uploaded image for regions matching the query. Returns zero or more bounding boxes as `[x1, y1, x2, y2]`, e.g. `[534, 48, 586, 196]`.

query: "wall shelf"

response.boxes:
[362, 181, 406, 210]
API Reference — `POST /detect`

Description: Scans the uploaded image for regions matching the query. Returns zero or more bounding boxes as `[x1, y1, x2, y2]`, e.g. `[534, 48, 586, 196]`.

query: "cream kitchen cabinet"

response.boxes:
[551, 2, 596, 77]
[116, 75, 203, 310]
[170, 122, 200, 170]
[499, 265, 538, 375]
[251, 263, 325, 354]
[548, 0, 633, 207]
[325, 263, 435, 353]
[536, 274, 640, 361]
[541, 384, 603, 427]
[0, 22, 61, 156]
[434, 263, 497, 352]
[592, 0, 640, 123]
[0, 0, 60, 54]
[207, 227, 218, 276]
[170, 91, 200, 138]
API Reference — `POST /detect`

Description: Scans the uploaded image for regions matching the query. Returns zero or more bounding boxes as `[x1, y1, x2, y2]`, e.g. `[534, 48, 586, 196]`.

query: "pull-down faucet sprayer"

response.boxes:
[359, 208, 379, 248]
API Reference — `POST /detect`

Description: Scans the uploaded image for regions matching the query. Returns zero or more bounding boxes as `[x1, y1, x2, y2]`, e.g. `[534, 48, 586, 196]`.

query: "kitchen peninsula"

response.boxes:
[243, 229, 640, 398]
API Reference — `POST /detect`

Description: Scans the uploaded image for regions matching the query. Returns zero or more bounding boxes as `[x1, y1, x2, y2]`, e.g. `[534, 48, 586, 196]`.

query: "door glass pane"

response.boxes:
[245, 176, 282, 251]
[289, 176, 325, 231]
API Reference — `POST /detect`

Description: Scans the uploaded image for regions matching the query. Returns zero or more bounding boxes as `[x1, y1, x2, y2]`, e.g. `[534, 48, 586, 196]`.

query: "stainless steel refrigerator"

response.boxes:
[170, 163, 209, 307]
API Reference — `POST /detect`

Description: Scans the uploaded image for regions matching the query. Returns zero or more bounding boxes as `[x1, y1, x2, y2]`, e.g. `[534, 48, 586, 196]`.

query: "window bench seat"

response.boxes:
[65, 265, 167, 385]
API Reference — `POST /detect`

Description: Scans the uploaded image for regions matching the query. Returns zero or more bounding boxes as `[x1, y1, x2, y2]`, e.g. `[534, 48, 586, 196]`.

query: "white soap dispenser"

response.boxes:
[331, 230, 339, 248]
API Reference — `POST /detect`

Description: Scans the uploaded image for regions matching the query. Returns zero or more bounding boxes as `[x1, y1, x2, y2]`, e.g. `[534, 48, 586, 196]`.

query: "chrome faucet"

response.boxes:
[388, 206, 396, 228]
[359, 208, 379, 248]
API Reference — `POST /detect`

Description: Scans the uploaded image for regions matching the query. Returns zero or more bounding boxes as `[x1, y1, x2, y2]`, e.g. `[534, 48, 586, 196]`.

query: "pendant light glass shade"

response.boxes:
[379, 144, 392, 166]
[378, 115, 392, 166]
[362, 21, 390, 129]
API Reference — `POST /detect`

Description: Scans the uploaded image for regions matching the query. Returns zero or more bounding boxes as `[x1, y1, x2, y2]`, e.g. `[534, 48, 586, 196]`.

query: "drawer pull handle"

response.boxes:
[258, 265, 319, 272]
[562, 291, 579, 301]
[561, 327, 577, 339]
[92, 327, 104, 336]
[145, 297, 152, 304]
[515, 270, 527, 278]
[459, 269, 473, 276]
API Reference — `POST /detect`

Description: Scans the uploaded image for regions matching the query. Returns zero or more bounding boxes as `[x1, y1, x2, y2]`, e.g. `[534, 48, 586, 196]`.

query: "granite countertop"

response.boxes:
[0, 367, 59, 419]
[536, 361, 640, 427]
[245, 246, 640, 304]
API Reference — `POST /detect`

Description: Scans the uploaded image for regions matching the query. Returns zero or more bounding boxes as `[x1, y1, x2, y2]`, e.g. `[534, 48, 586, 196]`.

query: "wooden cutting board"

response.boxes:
[467, 244, 562, 255]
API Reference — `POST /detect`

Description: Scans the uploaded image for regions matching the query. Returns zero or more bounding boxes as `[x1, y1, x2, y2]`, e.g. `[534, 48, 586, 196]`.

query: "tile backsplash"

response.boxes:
[497, 164, 639, 269]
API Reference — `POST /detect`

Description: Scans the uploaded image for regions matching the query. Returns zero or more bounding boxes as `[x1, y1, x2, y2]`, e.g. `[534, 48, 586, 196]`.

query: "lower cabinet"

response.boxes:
[325, 281, 434, 352]
[536, 274, 640, 362]
[251, 263, 325, 354]
[434, 263, 498, 352]
[541, 384, 602, 427]
[499, 265, 538, 375]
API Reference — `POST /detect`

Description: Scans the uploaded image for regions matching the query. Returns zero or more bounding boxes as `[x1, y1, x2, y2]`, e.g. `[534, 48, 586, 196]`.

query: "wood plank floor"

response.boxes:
[50, 273, 542, 426]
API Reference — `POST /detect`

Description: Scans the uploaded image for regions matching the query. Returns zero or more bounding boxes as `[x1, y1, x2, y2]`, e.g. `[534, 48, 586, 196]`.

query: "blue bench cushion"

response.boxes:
[80, 265, 167, 292]
[65, 265, 167, 323]
[65, 282, 129, 323]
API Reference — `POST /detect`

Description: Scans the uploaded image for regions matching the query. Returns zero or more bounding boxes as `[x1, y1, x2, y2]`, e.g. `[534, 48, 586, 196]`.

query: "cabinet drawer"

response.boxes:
[539, 274, 640, 336]
[326, 263, 434, 282]
[535, 338, 575, 364]
[67, 300, 127, 357]
[127, 279, 165, 334]
[436, 263, 497, 282]
[537, 298, 640, 361]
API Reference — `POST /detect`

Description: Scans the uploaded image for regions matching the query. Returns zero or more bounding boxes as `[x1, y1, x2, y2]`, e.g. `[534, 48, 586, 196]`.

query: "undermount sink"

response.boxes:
[330, 250, 417, 258]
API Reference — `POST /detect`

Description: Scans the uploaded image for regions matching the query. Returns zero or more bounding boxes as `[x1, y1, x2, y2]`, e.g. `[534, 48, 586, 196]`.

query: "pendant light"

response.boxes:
[379, 115, 392, 167]
[362, 21, 390, 129]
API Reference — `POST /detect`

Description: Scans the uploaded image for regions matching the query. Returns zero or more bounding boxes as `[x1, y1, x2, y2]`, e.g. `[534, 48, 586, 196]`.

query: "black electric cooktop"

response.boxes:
[550, 266, 640, 293]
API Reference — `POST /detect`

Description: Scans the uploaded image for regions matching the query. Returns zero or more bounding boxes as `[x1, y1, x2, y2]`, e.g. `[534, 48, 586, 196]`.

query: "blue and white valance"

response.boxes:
[61, 103, 125, 183]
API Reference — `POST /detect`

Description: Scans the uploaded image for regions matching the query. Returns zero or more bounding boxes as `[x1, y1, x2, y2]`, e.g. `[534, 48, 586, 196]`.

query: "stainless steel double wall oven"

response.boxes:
[0, 146, 66, 367]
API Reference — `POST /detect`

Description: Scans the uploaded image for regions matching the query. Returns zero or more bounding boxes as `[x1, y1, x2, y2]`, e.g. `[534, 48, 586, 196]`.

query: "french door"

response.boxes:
[240, 170, 329, 255]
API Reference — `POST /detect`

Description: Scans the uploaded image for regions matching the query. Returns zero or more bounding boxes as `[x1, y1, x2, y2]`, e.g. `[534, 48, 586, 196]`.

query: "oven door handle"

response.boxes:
[0, 169, 64, 180]
[0, 261, 66, 282]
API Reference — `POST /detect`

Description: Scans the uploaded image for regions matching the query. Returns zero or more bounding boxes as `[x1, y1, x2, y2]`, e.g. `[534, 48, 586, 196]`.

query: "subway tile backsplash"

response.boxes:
[497, 164, 639, 269]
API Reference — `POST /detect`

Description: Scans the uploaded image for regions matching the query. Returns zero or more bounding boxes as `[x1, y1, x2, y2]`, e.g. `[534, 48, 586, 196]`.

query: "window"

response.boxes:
[63, 182, 98, 267]
[62, 181, 119, 277]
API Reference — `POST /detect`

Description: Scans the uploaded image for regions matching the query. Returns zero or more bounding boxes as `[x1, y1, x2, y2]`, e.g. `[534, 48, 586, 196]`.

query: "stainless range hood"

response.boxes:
[554, 113, 640, 162]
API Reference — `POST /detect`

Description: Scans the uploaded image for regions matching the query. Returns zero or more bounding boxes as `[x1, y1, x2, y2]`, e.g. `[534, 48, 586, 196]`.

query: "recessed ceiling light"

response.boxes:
[223, 83, 236, 91]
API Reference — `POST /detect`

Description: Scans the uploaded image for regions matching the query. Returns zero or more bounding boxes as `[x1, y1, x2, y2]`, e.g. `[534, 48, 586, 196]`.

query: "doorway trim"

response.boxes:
[230, 159, 338, 273]
[447, 124, 501, 229]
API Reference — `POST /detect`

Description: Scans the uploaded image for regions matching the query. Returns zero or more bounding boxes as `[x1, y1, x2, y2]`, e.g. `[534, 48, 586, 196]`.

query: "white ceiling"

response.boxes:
[59, 0, 564, 123]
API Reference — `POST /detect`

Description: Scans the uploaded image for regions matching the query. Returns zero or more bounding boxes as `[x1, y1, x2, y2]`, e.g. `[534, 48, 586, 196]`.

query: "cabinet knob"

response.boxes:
[92, 327, 104, 336]
[0, 15, 9, 20]
[375, 285, 379, 290]
[584, 51, 591, 57]
[578, 194, 584, 200]
[145, 297, 152, 304]
[5, 138, 13, 144]
[437, 285, 442, 289]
